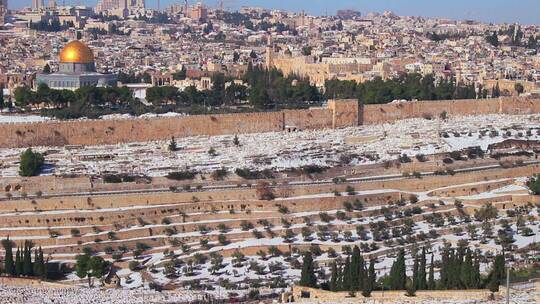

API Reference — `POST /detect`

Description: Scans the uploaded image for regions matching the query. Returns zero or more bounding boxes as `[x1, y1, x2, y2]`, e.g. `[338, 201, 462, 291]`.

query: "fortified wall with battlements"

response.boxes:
[1, 97, 540, 148]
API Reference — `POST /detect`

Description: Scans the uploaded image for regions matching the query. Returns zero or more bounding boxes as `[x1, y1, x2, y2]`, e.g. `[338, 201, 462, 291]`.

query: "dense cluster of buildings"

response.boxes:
[1, 3, 540, 98]
[0, 0, 7, 26]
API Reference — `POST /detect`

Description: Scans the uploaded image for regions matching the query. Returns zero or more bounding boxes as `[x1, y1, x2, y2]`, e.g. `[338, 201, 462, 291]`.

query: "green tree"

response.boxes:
[389, 249, 406, 290]
[329, 261, 339, 291]
[341, 256, 351, 291]
[14, 86, 35, 108]
[2, 238, 15, 276]
[301, 46, 313, 56]
[0, 84, 4, 110]
[428, 254, 435, 290]
[34, 246, 47, 279]
[492, 83, 501, 98]
[527, 174, 540, 195]
[43, 63, 51, 74]
[527, 35, 538, 49]
[362, 258, 376, 297]
[15, 247, 22, 276]
[412, 253, 419, 290]
[486, 32, 499, 47]
[75, 253, 109, 287]
[23, 241, 33, 276]
[19, 148, 45, 177]
[514, 83, 524, 95]
[419, 247, 427, 290]
[168, 137, 177, 152]
[488, 254, 505, 293]
[299, 252, 317, 288]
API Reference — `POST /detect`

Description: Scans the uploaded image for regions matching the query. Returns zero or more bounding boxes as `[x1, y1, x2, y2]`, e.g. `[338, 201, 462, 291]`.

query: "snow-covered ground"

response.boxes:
[0, 114, 50, 123]
[0, 284, 200, 304]
[45, 177, 535, 299]
[2, 113, 540, 177]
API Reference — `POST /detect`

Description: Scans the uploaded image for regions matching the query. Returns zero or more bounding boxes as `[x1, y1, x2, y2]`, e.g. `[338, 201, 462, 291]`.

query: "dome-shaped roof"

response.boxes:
[59, 40, 95, 64]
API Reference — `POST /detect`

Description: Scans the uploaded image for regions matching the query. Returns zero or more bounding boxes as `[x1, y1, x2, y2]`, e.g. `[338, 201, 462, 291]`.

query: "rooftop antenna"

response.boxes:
[157, 0, 160, 11]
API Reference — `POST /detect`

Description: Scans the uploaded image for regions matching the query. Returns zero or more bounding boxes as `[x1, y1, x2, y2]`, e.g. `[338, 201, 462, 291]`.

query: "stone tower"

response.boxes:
[265, 35, 274, 70]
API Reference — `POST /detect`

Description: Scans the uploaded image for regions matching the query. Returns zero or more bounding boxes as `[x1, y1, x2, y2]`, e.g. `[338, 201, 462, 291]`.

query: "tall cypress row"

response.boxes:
[440, 245, 449, 289]
[38, 246, 47, 279]
[350, 246, 361, 291]
[23, 241, 33, 276]
[428, 254, 435, 290]
[342, 256, 351, 291]
[2, 238, 15, 276]
[299, 252, 317, 288]
[330, 261, 339, 291]
[15, 246, 22, 276]
[412, 253, 419, 290]
[358, 254, 366, 292]
[418, 247, 427, 290]
[460, 249, 474, 289]
[33, 248, 39, 277]
[389, 249, 406, 290]
[488, 254, 505, 293]
[472, 251, 481, 289]
[362, 258, 376, 297]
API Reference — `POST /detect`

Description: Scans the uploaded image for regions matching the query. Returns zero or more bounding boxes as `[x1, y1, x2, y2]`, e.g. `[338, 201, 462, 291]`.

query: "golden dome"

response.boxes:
[59, 40, 95, 64]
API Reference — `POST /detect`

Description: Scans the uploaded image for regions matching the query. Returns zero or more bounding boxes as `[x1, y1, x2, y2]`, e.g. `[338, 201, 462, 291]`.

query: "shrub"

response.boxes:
[345, 185, 356, 195]
[70, 228, 81, 237]
[19, 148, 44, 177]
[166, 171, 197, 180]
[415, 154, 427, 162]
[235, 168, 274, 180]
[449, 151, 462, 161]
[256, 182, 275, 200]
[211, 168, 228, 180]
[399, 154, 412, 163]
[129, 261, 141, 271]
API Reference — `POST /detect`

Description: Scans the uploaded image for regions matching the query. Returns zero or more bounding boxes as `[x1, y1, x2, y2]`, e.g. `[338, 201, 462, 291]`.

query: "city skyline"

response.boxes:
[7, 0, 540, 25]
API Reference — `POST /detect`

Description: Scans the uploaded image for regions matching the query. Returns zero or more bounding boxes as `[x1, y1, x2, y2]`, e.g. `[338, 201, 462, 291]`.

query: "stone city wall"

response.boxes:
[0, 97, 540, 148]
[291, 285, 501, 303]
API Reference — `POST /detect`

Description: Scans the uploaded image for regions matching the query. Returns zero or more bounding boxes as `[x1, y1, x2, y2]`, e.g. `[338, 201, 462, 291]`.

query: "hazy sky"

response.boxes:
[9, 0, 540, 24]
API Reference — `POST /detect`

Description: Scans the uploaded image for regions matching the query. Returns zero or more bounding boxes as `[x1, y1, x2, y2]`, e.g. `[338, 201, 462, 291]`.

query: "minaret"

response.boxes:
[265, 35, 274, 69]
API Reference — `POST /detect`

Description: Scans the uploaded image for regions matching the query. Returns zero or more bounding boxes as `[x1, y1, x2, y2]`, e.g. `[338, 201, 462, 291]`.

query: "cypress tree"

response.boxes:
[461, 249, 474, 289]
[488, 254, 505, 293]
[358, 254, 366, 292]
[418, 247, 427, 290]
[440, 244, 450, 289]
[493, 83, 501, 98]
[15, 246, 22, 276]
[40, 247, 47, 279]
[23, 241, 33, 276]
[2, 238, 15, 276]
[33, 248, 40, 277]
[362, 258, 376, 297]
[389, 249, 406, 290]
[330, 261, 339, 291]
[428, 254, 435, 290]
[342, 256, 351, 291]
[350, 246, 361, 291]
[412, 253, 419, 290]
[0, 84, 4, 110]
[472, 252, 481, 289]
[299, 252, 317, 288]
[336, 260, 343, 291]
[449, 249, 461, 289]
